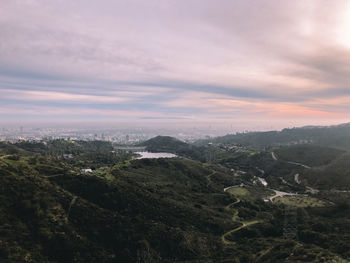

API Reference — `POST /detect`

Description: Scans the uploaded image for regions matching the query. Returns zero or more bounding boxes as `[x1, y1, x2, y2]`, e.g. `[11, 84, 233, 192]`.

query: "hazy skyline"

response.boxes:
[1, 0, 350, 130]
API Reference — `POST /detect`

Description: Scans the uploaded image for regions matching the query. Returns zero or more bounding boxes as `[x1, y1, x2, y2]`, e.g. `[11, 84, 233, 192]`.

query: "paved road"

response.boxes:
[271, 152, 278, 161]
[272, 151, 311, 169]
[287, 161, 311, 169]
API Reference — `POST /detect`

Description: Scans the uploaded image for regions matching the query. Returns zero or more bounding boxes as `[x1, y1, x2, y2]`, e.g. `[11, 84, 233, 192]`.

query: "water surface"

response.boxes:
[135, 152, 177, 159]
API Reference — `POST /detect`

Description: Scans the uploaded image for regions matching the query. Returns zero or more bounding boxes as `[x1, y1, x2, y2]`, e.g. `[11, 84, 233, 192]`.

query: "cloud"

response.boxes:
[0, 0, 349, 129]
[0, 89, 129, 103]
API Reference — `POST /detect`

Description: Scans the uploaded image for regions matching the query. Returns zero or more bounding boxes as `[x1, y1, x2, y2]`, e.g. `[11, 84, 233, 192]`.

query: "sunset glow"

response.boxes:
[0, 0, 349, 130]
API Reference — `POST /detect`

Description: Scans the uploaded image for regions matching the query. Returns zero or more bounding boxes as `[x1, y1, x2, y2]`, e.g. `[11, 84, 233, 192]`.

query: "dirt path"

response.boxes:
[205, 171, 216, 187]
[271, 151, 311, 169]
[41, 174, 63, 178]
[66, 196, 77, 222]
[267, 189, 300, 201]
[0, 155, 12, 160]
[286, 161, 311, 169]
[221, 198, 261, 245]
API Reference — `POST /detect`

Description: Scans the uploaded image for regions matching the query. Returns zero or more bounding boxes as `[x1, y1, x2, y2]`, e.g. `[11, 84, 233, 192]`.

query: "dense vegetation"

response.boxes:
[274, 145, 345, 167]
[202, 123, 350, 150]
[1, 138, 350, 262]
[302, 153, 350, 189]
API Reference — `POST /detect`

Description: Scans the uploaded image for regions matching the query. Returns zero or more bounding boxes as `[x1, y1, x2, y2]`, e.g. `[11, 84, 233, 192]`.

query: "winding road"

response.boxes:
[286, 161, 311, 169]
[221, 198, 261, 245]
[205, 171, 216, 187]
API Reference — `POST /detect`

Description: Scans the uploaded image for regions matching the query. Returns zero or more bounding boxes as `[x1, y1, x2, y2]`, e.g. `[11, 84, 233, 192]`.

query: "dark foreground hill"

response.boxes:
[1, 140, 350, 262]
[0, 140, 238, 263]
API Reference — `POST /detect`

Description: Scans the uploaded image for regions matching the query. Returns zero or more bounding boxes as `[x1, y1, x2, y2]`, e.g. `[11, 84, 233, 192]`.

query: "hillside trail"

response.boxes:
[204, 165, 262, 245]
[204, 164, 262, 245]
[205, 171, 217, 187]
[221, 198, 261, 245]
[66, 196, 77, 222]
[271, 151, 311, 169]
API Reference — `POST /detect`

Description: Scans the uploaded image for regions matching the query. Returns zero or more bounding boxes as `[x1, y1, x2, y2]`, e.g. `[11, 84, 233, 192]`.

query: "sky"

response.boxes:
[1, 0, 350, 131]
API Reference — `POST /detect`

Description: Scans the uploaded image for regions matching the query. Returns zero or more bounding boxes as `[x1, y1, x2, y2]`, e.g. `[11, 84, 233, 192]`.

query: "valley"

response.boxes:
[1, 127, 350, 262]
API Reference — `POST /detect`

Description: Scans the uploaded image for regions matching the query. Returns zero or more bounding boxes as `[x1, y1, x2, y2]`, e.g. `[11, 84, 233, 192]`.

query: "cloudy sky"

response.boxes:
[1, 0, 350, 130]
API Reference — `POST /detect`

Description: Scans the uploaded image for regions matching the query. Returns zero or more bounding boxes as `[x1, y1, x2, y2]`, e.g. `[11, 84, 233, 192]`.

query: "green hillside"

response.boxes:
[1, 140, 350, 262]
[274, 145, 345, 167]
[203, 123, 350, 150]
[303, 153, 350, 189]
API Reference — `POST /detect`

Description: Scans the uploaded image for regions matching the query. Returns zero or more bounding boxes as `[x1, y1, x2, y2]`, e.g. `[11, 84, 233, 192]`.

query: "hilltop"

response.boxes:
[139, 136, 187, 152]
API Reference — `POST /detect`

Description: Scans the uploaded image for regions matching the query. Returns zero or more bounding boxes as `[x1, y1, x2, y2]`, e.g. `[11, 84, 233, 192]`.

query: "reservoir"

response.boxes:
[135, 152, 177, 159]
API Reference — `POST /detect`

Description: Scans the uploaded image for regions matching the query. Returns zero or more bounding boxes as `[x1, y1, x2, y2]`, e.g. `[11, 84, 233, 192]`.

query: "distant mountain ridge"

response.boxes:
[203, 122, 350, 150]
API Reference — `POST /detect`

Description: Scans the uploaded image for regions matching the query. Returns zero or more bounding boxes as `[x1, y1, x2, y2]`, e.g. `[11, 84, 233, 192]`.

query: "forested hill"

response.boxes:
[0, 140, 114, 155]
[139, 136, 187, 151]
[202, 123, 350, 150]
[1, 139, 350, 262]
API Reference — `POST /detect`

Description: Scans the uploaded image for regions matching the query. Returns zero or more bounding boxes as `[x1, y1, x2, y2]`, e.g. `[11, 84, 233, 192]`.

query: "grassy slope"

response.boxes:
[274, 144, 345, 167]
[303, 153, 350, 189]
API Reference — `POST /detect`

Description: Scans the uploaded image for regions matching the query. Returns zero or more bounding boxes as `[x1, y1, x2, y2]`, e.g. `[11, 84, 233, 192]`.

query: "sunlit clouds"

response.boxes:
[0, 0, 349, 129]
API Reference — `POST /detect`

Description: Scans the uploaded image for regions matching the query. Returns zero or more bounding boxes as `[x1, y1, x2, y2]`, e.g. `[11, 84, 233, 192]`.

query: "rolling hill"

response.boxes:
[202, 122, 350, 150]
